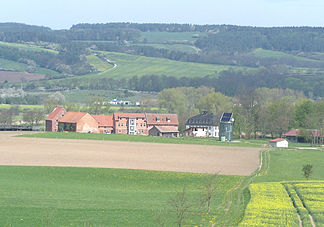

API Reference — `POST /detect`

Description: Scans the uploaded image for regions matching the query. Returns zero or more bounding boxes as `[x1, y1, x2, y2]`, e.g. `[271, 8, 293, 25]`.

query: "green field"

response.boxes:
[254, 148, 324, 182]
[134, 43, 200, 54]
[249, 48, 322, 63]
[0, 58, 59, 76]
[0, 41, 58, 54]
[0, 104, 44, 110]
[0, 166, 241, 226]
[86, 55, 114, 72]
[139, 32, 207, 44]
[80, 51, 252, 80]
[19, 132, 267, 147]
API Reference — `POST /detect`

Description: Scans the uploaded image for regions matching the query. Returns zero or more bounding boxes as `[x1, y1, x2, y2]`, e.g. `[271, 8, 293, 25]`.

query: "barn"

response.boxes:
[58, 112, 99, 133]
[45, 107, 66, 132]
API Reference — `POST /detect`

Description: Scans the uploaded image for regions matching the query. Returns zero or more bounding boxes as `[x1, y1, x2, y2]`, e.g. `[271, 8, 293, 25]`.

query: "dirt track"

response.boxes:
[0, 132, 261, 176]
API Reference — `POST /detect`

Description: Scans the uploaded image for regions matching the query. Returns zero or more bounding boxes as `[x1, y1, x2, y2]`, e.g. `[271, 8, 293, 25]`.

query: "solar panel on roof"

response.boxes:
[221, 113, 232, 122]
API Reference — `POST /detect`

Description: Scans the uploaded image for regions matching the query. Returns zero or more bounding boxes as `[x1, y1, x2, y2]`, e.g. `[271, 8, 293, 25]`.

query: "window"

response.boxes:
[121, 123, 123, 126]
[118, 123, 120, 126]
[118, 129, 121, 133]
[156, 117, 160, 122]
[140, 124, 142, 127]
[166, 117, 170, 122]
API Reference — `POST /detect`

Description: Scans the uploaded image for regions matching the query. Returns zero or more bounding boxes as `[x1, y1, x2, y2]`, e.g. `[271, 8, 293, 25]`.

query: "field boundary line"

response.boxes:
[212, 148, 270, 227]
[282, 183, 303, 227]
[293, 185, 316, 227]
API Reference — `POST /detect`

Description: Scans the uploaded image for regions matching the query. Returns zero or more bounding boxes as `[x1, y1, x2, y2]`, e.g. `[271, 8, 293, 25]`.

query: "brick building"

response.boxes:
[58, 112, 99, 133]
[45, 107, 67, 132]
[92, 115, 114, 134]
[113, 113, 148, 135]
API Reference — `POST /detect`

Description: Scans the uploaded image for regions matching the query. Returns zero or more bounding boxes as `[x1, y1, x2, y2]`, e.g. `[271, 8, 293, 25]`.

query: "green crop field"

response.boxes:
[239, 147, 324, 226]
[139, 32, 208, 44]
[0, 41, 58, 54]
[86, 55, 114, 72]
[248, 48, 321, 62]
[134, 43, 200, 54]
[254, 148, 324, 182]
[0, 104, 44, 110]
[0, 58, 29, 71]
[19, 132, 267, 147]
[0, 58, 59, 76]
[0, 166, 241, 226]
[81, 51, 253, 80]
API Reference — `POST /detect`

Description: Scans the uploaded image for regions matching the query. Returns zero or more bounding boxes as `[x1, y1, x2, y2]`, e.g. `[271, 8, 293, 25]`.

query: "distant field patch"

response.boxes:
[86, 55, 113, 72]
[0, 41, 58, 54]
[0, 104, 43, 110]
[135, 43, 200, 54]
[0, 71, 45, 82]
[139, 32, 208, 43]
[249, 48, 320, 62]
[82, 51, 252, 80]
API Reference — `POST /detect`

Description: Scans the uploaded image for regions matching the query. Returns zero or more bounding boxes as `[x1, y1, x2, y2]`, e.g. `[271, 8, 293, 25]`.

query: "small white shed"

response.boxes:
[269, 138, 289, 148]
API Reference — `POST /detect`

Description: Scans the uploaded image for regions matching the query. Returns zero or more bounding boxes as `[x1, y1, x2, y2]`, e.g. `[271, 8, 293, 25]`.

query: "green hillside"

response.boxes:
[84, 51, 252, 80]
[0, 41, 58, 54]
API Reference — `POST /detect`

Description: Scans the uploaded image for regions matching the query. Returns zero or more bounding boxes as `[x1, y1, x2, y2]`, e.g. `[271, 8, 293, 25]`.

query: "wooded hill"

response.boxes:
[0, 22, 324, 97]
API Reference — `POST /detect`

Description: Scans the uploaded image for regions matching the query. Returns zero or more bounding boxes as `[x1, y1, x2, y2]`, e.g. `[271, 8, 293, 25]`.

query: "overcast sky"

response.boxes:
[1, 0, 324, 29]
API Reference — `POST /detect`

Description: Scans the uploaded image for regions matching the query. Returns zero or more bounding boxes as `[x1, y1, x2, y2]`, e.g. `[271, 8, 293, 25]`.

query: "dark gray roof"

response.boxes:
[186, 112, 219, 126]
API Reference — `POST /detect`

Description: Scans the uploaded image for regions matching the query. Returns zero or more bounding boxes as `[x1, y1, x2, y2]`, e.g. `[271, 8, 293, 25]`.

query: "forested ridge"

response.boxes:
[0, 22, 324, 97]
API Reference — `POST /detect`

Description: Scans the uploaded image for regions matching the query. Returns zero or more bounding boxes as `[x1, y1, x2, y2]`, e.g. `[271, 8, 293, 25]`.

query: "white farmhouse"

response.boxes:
[269, 138, 289, 148]
[184, 111, 219, 138]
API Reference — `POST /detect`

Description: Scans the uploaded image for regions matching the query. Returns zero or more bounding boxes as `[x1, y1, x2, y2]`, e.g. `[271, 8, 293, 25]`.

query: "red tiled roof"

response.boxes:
[154, 126, 179, 133]
[283, 129, 299, 137]
[113, 113, 146, 120]
[58, 112, 87, 123]
[283, 129, 322, 137]
[269, 138, 287, 142]
[46, 107, 65, 121]
[92, 115, 113, 127]
[146, 113, 179, 125]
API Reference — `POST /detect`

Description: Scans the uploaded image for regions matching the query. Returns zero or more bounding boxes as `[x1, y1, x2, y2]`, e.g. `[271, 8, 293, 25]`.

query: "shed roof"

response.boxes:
[269, 138, 287, 143]
[153, 126, 179, 133]
[58, 112, 87, 123]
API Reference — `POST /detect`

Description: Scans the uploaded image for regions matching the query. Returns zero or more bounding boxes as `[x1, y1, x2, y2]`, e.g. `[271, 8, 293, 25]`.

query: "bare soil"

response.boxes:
[0, 132, 261, 175]
[0, 71, 45, 82]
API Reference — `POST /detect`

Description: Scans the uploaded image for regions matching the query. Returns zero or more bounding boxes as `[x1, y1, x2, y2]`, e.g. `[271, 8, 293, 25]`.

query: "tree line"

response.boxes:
[158, 87, 324, 140]
[25, 67, 323, 98]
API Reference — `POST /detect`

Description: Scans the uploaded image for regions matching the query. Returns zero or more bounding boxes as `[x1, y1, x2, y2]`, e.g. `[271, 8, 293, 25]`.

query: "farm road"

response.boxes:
[0, 132, 261, 176]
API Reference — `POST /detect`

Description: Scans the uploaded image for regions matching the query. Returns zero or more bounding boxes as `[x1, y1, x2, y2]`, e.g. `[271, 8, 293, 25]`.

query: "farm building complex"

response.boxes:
[46, 108, 234, 139]
[46, 107, 179, 137]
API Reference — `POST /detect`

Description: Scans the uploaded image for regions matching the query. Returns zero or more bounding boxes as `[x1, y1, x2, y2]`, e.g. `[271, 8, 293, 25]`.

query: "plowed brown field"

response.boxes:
[0, 132, 261, 176]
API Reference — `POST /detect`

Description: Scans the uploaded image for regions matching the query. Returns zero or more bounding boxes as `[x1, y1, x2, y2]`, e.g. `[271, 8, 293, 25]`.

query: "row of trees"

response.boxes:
[158, 87, 324, 139]
[27, 67, 323, 98]
[0, 106, 44, 126]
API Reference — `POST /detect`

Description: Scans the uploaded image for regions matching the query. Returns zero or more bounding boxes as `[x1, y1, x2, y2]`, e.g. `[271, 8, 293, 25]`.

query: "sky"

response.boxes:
[1, 0, 324, 29]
